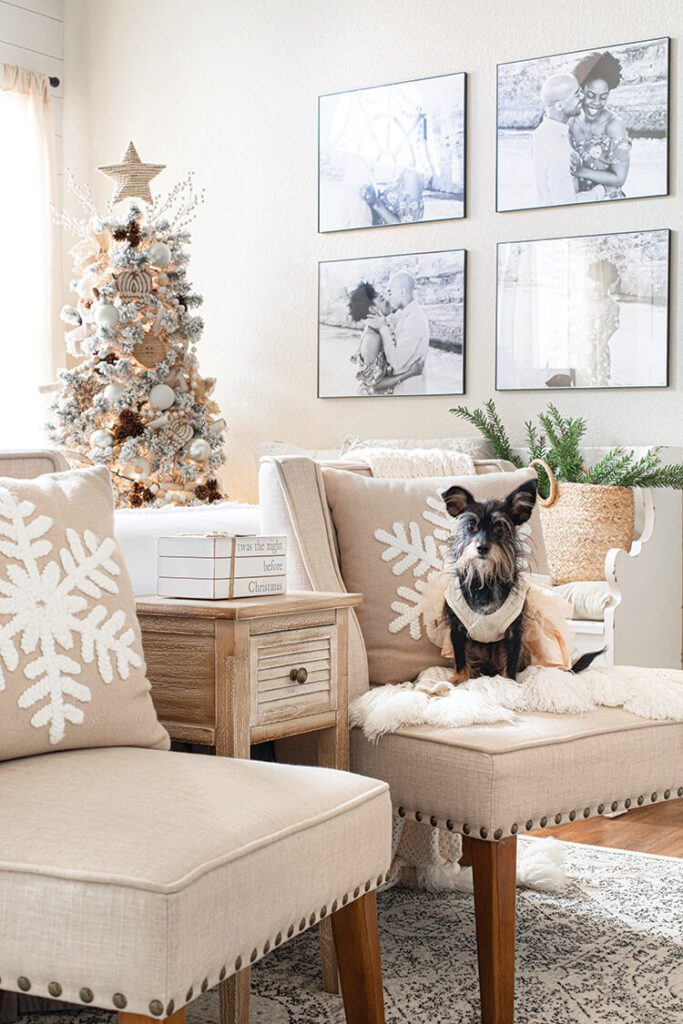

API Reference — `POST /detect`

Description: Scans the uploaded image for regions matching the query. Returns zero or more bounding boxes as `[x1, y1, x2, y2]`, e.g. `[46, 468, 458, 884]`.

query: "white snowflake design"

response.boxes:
[375, 493, 533, 641]
[0, 487, 142, 745]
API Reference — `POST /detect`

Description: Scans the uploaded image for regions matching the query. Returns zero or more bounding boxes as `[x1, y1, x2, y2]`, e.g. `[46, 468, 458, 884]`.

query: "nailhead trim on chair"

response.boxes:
[0, 873, 390, 1017]
[390, 787, 682, 844]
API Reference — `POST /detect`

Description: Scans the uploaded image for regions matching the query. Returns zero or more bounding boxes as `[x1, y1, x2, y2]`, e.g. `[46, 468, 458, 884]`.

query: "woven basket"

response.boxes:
[529, 459, 634, 584]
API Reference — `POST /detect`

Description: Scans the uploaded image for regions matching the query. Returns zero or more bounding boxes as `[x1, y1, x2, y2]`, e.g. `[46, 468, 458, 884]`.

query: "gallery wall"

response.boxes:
[62, 0, 681, 503]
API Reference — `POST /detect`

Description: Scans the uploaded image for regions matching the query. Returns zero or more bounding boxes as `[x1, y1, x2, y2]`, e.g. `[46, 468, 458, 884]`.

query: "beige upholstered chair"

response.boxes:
[0, 451, 392, 1024]
[260, 455, 683, 1024]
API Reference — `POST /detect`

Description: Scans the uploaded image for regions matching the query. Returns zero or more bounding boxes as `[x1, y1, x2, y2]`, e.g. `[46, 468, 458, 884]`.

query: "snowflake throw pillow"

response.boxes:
[323, 466, 549, 686]
[0, 466, 169, 761]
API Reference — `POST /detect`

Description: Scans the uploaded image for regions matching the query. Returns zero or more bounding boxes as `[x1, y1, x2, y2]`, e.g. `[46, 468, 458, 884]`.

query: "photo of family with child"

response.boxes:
[318, 250, 465, 398]
[497, 37, 669, 211]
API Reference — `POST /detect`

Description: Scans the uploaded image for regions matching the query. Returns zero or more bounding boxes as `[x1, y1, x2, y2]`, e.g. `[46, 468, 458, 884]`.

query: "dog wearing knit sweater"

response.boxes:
[439, 480, 601, 685]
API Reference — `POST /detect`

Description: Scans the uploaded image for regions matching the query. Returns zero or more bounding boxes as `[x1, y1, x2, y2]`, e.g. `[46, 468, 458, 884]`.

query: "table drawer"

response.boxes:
[251, 625, 337, 725]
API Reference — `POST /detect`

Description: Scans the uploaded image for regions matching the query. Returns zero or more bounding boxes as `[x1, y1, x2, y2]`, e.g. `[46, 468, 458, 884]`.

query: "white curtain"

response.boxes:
[0, 64, 58, 448]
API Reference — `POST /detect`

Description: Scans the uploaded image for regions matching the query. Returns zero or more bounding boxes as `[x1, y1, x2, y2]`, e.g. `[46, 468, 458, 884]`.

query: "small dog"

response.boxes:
[441, 480, 601, 683]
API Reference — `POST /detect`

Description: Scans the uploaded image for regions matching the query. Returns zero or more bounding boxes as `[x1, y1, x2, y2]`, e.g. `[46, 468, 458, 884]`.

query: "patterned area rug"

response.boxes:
[14, 841, 683, 1024]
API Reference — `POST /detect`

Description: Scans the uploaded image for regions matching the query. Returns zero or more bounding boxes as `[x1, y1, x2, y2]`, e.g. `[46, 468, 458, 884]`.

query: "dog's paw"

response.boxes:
[415, 679, 453, 698]
[450, 668, 471, 687]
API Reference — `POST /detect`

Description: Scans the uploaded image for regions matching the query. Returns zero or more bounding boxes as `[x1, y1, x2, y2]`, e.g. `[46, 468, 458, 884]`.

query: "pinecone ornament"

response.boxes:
[113, 409, 145, 443]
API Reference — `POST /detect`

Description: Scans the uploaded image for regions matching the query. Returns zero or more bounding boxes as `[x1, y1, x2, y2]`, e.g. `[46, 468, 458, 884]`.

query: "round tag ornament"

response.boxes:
[134, 335, 167, 368]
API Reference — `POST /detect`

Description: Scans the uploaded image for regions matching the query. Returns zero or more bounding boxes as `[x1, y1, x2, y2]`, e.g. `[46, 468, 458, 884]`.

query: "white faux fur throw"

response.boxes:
[351, 664, 683, 741]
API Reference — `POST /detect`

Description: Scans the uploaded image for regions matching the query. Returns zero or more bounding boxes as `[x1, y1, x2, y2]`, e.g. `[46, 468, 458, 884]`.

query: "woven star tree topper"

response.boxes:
[49, 151, 227, 508]
[98, 141, 166, 204]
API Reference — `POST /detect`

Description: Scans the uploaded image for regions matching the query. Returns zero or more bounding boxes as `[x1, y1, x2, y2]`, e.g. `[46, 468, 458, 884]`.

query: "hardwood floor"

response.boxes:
[530, 798, 683, 857]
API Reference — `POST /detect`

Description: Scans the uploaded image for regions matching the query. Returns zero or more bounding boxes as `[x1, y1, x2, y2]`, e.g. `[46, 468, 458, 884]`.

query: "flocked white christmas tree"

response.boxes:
[49, 142, 226, 508]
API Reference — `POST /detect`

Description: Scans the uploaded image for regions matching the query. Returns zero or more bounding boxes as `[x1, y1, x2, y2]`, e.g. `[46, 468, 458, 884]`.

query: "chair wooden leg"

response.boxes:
[120, 1010, 185, 1024]
[331, 890, 385, 1024]
[219, 968, 250, 1024]
[470, 835, 517, 1024]
[320, 915, 341, 993]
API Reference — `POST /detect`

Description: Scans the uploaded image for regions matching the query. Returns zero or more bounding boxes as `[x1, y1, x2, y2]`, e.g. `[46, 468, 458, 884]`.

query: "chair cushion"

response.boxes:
[0, 747, 390, 1015]
[351, 708, 681, 839]
[323, 466, 549, 686]
[0, 466, 169, 761]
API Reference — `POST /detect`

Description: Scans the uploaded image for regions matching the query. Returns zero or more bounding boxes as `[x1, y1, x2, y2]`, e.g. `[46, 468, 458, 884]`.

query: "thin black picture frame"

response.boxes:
[317, 246, 468, 399]
[495, 36, 670, 214]
[495, 227, 671, 392]
[318, 71, 467, 234]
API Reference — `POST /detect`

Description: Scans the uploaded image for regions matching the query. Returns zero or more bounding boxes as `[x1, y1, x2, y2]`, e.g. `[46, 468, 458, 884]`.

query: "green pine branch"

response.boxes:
[450, 401, 683, 491]
[537, 405, 586, 482]
[450, 400, 523, 467]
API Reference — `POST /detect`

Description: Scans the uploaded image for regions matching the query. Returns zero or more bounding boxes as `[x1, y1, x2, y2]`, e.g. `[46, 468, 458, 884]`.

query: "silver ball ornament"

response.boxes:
[188, 438, 211, 462]
[103, 382, 125, 404]
[94, 303, 120, 329]
[149, 383, 176, 410]
[148, 242, 172, 268]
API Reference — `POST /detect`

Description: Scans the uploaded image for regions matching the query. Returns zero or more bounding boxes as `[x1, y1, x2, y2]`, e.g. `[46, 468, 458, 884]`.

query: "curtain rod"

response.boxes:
[49, 76, 60, 87]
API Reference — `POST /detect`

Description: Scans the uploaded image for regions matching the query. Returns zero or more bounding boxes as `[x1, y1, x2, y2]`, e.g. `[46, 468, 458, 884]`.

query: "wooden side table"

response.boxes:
[136, 590, 362, 1024]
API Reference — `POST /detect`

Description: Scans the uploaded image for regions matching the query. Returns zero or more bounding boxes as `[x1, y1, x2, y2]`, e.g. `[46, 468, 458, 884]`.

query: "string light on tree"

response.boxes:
[49, 144, 226, 508]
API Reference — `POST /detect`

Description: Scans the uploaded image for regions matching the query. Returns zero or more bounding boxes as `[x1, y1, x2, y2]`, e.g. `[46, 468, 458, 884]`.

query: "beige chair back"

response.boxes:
[258, 456, 516, 699]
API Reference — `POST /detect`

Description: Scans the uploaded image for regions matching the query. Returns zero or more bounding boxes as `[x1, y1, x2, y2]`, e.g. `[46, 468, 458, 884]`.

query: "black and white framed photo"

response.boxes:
[318, 248, 466, 398]
[496, 37, 669, 212]
[496, 229, 669, 391]
[318, 72, 466, 233]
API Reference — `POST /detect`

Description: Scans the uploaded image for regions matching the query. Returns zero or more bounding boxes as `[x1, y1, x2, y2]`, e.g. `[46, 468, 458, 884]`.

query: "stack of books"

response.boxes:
[157, 533, 287, 599]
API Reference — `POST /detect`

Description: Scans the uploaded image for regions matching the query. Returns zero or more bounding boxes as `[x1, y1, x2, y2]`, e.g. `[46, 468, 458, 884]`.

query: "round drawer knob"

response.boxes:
[289, 667, 308, 684]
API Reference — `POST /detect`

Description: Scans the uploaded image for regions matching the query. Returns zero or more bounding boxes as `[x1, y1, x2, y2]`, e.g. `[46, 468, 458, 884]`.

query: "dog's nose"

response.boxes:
[477, 543, 490, 556]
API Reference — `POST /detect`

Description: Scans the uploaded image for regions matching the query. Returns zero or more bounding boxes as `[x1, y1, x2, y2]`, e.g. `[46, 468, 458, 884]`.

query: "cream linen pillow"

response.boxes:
[0, 466, 169, 761]
[323, 467, 549, 685]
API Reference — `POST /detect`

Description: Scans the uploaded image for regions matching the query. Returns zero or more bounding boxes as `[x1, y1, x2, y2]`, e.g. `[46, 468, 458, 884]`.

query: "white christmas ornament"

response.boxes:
[103, 382, 125, 404]
[188, 438, 211, 462]
[147, 242, 172, 268]
[94, 303, 120, 329]
[90, 429, 114, 448]
[149, 383, 175, 409]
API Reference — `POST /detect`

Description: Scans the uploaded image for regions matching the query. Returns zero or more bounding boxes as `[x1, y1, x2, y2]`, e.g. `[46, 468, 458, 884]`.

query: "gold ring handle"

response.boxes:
[529, 458, 558, 508]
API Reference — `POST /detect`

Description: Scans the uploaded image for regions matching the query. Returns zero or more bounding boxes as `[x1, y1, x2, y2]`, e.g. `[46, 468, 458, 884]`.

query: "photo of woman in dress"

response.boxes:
[497, 37, 668, 212]
[319, 73, 466, 232]
[496, 229, 669, 391]
[570, 52, 631, 199]
[318, 249, 466, 398]
[573, 260, 621, 387]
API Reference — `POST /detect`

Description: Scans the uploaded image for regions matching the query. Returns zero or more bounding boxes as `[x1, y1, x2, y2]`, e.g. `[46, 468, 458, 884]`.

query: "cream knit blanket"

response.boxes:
[340, 446, 476, 478]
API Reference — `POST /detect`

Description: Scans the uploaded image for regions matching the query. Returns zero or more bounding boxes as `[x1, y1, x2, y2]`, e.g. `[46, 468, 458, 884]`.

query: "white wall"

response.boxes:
[63, 0, 682, 502]
[0, 0, 63, 174]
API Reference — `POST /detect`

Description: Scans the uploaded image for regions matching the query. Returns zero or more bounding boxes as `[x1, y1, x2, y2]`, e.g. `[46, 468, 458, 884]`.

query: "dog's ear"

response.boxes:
[505, 480, 537, 525]
[442, 485, 475, 518]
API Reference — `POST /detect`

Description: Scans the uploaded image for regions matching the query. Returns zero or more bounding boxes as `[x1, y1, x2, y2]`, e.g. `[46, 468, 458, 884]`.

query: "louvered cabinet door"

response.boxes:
[251, 625, 338, 727]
